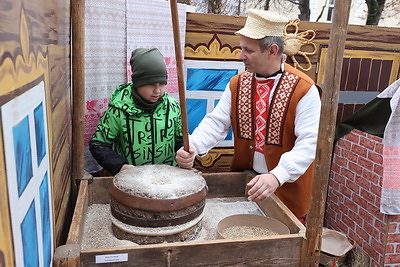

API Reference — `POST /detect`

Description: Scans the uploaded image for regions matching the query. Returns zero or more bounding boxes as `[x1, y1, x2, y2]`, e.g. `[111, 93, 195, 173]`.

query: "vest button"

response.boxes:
[249, 145, 253, 149]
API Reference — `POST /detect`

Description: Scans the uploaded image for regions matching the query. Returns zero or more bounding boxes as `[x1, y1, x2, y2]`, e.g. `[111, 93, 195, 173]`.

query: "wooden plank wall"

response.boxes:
[0, 0, 72, 265]
[185, 12, 400, 120]
[185, 12, 400, 172]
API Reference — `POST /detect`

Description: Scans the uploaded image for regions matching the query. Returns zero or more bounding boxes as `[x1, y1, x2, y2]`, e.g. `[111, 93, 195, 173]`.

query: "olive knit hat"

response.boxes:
[130, 48, 167, 88]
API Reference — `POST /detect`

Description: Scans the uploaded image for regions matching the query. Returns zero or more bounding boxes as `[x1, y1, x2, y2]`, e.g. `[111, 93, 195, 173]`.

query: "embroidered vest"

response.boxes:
[229, 63, 316, 218]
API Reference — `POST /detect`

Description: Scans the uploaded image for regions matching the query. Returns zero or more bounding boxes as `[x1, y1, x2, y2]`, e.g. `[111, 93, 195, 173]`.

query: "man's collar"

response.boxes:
[255, 69, 283, 79]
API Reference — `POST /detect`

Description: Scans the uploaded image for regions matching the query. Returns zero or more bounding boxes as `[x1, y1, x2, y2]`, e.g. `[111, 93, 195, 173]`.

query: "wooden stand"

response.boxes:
[54, 172, 306, 266]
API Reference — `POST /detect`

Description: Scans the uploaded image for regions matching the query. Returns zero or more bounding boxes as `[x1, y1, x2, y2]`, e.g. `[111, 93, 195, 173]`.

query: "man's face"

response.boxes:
[238, 36, 269, 75]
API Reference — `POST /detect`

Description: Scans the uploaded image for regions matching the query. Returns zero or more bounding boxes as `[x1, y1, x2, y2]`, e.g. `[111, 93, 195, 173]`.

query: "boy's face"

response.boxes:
[137, 83, 166, 103]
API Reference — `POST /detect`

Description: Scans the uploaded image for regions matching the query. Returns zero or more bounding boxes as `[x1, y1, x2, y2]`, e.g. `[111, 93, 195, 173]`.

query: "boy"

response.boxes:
[90, 48, 183, 175]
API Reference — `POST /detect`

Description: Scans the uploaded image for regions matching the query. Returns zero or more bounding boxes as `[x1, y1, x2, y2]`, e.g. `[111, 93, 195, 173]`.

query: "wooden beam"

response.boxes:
[71, 0, 85, 183]
[170, 0, 190, 152]
[53, 243, 81, 267]
[302, 1, 352, 266]
[66, 180, 88, 245]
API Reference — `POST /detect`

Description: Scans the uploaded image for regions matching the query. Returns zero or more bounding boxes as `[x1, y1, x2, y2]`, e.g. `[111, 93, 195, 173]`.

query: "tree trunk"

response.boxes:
[208, 0, 222, 14]
[264, 0, 271, 10]
[178, 0, 191, 4]
[316, 0, 328, 22]
[298, 0, 310, 21]
[366, 0, 386, 25]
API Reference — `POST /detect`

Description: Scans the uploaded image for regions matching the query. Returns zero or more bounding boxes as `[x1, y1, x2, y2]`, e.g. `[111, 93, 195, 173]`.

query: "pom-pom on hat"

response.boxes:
[236, 9, 289, 39]
[130, 48, 168, 88]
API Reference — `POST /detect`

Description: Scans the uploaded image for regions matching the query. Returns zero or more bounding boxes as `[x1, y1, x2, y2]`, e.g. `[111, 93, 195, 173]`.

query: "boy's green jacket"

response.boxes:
[89, 83, 183, 175]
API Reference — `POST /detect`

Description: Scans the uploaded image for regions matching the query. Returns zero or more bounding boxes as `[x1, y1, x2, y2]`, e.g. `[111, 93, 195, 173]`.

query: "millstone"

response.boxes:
[110, 165, 207, 244]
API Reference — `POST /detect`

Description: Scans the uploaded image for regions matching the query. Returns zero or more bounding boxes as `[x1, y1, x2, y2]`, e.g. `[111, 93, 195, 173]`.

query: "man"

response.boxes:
[175, 9, 321, 221]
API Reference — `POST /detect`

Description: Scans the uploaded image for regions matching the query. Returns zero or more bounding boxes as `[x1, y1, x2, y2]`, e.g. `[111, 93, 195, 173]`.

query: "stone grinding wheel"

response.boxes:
[109, 165, 208, 244]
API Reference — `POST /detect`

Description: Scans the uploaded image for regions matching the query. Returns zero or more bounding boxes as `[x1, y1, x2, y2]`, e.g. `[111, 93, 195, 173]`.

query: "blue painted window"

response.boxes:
[34, 102, 46, 166]
[40, 173, 51, 267]
[187, 68, 237, 91]
[21, 201, 39, 267]
[186, 99, 207, 134]
[185, 67, 238, 143]
[13, 116, 33, 197]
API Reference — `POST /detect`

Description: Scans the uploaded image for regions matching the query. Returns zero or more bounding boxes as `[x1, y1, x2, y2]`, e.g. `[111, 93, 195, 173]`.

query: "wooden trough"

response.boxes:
[54, 171, 306, 266]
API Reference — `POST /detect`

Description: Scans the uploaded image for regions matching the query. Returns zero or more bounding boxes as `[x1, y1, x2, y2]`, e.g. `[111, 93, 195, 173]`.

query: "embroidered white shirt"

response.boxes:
[190, 70, 321, 186]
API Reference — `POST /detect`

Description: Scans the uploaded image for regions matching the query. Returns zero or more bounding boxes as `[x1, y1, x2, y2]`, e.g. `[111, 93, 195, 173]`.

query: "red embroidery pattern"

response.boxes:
[266, 72, 299, 145]
[85, 98, 110, 147]
[255, 79, 274, 152]
[237, 72, 254, 139]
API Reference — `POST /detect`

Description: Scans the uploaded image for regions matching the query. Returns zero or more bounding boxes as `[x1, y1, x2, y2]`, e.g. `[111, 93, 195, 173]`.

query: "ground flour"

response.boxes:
[82, 197, 264, 250]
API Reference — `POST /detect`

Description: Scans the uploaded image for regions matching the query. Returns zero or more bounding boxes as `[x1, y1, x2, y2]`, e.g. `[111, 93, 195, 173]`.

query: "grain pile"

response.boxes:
[221, 226, 279, 239]
[82, 204, 137, 250]
[197, 197, 265, 240]
[81, 197, 264, 249]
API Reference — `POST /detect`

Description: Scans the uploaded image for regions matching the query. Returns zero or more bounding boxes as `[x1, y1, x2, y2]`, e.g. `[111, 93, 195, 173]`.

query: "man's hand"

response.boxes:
[175, 143, 196, 169]
[247, 173, 280, 202]
[120, 164, 135, 172]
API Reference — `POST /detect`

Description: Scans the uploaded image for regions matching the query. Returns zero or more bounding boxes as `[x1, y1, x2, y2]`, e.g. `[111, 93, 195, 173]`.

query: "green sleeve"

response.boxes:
[91, 106, 123, 145]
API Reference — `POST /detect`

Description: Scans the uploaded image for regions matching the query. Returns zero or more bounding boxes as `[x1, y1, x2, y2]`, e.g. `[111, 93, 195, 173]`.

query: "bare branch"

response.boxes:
[365, 0, 386, 25]
[316, 0, 328, 22]
[286, 0, 300, 5]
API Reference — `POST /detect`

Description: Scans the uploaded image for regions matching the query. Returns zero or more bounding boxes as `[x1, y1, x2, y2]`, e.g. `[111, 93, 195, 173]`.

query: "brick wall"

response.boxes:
[325, 129, 400, 267]
[387, 219, 400, 266]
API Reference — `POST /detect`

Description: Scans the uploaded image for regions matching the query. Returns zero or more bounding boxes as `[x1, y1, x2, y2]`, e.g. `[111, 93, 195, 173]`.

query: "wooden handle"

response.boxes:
[170, 0, 190, 152]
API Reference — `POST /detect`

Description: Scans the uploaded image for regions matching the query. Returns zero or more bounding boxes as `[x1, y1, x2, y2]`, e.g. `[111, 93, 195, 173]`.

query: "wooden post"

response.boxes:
[53, 244, 81, 267]
[170, 0, 190, 152]
[302, 1, 352, 266]
[71, 0, 85, 186]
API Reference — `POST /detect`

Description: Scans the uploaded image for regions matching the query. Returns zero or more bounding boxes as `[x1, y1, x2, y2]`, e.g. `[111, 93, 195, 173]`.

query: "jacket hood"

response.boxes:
[109, 82, 168, 115]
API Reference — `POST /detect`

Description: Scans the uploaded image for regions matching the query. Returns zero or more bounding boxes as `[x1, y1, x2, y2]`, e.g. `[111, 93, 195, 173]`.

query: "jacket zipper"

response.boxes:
[150, 112, 155, 164]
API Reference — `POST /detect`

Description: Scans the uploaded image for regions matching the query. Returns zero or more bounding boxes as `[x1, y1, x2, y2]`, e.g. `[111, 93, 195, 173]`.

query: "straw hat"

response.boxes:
[236, 9, 289, 39]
